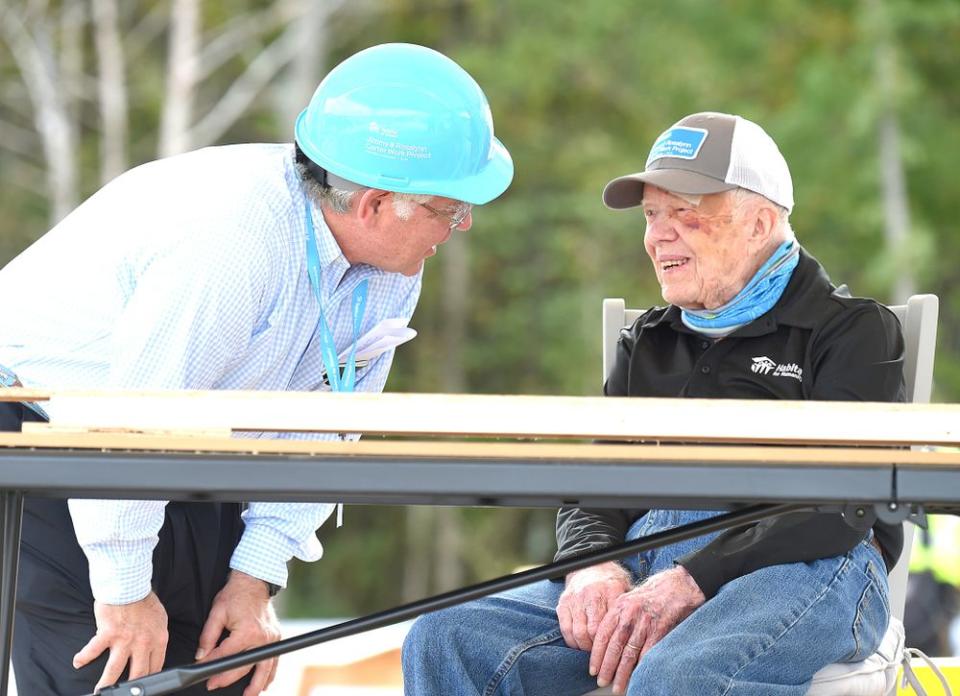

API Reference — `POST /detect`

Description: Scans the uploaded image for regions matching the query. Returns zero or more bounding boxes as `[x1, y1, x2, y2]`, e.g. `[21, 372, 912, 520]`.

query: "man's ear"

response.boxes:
[752, 204, 779, 246]
[354, 189, 391, 228]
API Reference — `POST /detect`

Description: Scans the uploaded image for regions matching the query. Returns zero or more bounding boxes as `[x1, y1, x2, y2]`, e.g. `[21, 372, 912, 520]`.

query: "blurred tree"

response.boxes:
[0, 2, 79, 223]
[92, 0, 128, 182]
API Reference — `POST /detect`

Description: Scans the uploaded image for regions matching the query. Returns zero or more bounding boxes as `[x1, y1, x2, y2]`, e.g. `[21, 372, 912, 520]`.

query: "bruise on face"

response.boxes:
[641, 187, 764, 309]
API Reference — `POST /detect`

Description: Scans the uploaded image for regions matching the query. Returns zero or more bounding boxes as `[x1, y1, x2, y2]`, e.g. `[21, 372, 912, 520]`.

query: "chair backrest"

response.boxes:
[885, 295, 938, 621]
[600, 294, 940, 621]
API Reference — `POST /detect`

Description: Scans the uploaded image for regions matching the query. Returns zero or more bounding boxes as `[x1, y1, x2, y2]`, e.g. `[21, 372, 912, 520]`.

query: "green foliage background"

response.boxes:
[1, 0, 958, 618]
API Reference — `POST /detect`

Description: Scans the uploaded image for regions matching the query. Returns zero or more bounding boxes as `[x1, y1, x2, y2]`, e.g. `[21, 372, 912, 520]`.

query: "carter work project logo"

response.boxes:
[368, 121, 398, 138]
[751, 356, 803, 382]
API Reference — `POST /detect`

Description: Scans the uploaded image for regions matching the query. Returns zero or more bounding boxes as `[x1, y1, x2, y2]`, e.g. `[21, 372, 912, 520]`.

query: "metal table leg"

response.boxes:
[0, 490, 23, 696]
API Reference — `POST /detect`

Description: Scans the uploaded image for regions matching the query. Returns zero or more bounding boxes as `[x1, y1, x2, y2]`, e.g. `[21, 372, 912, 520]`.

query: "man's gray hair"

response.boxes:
[295, 159, 431, 220]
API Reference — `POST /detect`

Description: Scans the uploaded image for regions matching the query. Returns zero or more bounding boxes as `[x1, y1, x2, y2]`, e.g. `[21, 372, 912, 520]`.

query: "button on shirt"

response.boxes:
[0, 144, 422, 603]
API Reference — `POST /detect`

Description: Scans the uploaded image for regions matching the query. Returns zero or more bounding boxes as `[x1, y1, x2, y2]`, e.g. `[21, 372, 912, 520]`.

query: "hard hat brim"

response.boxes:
[432, 138, 514, 205]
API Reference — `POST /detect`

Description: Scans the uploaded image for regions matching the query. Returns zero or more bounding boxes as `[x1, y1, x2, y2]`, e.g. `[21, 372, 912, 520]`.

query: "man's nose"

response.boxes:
[645, 216, 677, 240]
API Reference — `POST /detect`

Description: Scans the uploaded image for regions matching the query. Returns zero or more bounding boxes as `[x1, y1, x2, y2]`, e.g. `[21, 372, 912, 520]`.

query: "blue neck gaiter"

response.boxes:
[681, 239, 800, 337]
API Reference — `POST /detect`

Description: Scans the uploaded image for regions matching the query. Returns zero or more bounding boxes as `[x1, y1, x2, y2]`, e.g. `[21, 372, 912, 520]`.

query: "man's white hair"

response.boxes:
[733, 188, 794, 243]
[390, 192, 433, 220]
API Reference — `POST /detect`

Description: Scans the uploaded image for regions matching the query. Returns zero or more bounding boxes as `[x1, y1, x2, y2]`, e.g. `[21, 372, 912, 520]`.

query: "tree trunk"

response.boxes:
[402, 506, 434, 602]
[92, 0, 128, 182]
[1, 9, 78, 223]
[434, 506, 464, 591]
[159, 0, 198, 157]
[277, 0, 329, 130]
[866, 0, 914, 303]
[59, 0, 85, 124]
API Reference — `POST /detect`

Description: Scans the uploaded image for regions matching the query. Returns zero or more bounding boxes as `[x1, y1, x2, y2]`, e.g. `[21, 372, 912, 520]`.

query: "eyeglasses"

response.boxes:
[419, 202, 473, 230]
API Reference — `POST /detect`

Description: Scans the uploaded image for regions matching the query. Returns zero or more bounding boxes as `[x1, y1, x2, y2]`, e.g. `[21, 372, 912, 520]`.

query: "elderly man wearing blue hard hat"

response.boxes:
[0, 43, 512, 695]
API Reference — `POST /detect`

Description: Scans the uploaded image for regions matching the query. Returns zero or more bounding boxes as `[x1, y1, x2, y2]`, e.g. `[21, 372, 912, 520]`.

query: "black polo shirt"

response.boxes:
[555, 248, 906, 599]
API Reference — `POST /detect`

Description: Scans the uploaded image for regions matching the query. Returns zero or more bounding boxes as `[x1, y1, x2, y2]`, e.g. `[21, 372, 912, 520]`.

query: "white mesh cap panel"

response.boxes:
[726, 116, 794, 212]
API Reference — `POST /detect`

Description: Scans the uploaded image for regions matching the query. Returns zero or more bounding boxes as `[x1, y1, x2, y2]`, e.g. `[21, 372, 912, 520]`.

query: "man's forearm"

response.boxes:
[68, 498, 166, 604]
[677, 511, 869, 599]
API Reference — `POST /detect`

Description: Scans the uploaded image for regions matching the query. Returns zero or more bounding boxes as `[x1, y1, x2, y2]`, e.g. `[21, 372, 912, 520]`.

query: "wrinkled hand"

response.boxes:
[557, 561, 632, 651]
[591, 566, 705, 694]
[196, 571, 282, 695]
[73, 591, 169, 693]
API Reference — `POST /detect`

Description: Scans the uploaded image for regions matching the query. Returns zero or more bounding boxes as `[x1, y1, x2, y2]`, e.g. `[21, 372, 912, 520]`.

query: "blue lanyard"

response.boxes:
[304, 203, 369, 392]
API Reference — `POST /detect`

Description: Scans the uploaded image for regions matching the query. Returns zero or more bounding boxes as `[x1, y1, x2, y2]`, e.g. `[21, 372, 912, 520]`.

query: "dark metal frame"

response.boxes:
[0, 492, 21, 696]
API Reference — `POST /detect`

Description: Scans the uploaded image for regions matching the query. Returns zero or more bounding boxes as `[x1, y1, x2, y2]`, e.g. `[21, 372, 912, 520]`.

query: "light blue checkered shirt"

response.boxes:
[0, 144, 422, 604]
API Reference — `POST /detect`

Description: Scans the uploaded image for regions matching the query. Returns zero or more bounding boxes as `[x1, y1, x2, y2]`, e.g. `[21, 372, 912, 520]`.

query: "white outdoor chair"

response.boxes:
[592, 293, 939, 696]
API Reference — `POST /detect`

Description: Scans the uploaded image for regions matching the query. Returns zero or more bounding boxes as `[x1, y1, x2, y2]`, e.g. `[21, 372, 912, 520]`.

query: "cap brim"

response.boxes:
[602, 170, 738, 210]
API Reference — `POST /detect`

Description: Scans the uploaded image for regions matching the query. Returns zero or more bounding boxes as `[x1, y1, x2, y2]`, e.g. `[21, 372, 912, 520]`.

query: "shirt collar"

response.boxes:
[305, 196, 351, 295]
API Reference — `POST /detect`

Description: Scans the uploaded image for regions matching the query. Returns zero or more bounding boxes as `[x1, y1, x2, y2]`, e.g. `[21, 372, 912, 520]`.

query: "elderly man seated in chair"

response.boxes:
[402, 112, 904, 696]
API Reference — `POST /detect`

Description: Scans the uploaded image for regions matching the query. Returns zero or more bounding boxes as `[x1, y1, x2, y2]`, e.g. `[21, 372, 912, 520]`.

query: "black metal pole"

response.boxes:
[0, 490, 23, 696]
[94, 502, 802, 696]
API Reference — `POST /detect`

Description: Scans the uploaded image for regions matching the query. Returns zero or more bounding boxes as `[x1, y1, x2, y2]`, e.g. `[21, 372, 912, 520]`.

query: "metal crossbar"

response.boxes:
[95, 503, 802, 696]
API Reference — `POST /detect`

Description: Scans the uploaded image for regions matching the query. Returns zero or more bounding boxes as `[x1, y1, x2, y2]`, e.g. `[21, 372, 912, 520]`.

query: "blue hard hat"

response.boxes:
[294, 43, 513, 205]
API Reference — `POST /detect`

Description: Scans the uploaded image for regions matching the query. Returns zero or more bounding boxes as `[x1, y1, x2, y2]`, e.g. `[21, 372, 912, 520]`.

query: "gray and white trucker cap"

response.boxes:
[602, 112, 794, 213]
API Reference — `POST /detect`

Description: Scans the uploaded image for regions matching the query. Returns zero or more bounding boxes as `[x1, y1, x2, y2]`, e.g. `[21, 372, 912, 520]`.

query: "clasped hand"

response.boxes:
[73, 570, 281, 695]
[72, 592, 169, 693]
[557, 562, 706, 695]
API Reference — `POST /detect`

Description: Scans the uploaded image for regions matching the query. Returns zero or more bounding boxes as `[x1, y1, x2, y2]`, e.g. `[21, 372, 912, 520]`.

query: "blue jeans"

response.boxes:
[402, 510, 890, 696]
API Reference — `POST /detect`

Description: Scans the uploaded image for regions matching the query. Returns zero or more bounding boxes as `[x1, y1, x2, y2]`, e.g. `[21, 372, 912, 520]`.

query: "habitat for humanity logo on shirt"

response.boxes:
[750, 356, 803, 381]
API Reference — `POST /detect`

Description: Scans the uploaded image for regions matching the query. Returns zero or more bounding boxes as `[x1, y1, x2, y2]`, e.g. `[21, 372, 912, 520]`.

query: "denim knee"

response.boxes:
[626, 647, 691, 696]
[403, 608, 456, 665]
[403, 603, 506, 672]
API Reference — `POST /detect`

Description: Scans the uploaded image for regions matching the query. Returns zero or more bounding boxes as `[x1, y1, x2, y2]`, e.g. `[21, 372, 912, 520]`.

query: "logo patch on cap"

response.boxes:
[646, 127, 708, 166]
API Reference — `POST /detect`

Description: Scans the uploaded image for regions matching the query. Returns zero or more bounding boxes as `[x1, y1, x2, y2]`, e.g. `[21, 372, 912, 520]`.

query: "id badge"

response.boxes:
[321, 359, 369, 387]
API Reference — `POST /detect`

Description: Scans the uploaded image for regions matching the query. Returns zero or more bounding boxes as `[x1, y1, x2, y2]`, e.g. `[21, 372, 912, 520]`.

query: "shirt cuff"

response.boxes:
[676, 548, 725, 600]
[82, 541, 155, 604]
[230, 523, 297, 588]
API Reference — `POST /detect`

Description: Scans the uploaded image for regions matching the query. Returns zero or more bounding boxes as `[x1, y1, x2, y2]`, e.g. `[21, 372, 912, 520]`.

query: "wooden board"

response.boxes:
[0, 389, 957, 446]
[1, 431, 959, 470]
[0, 388, 50, 402]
